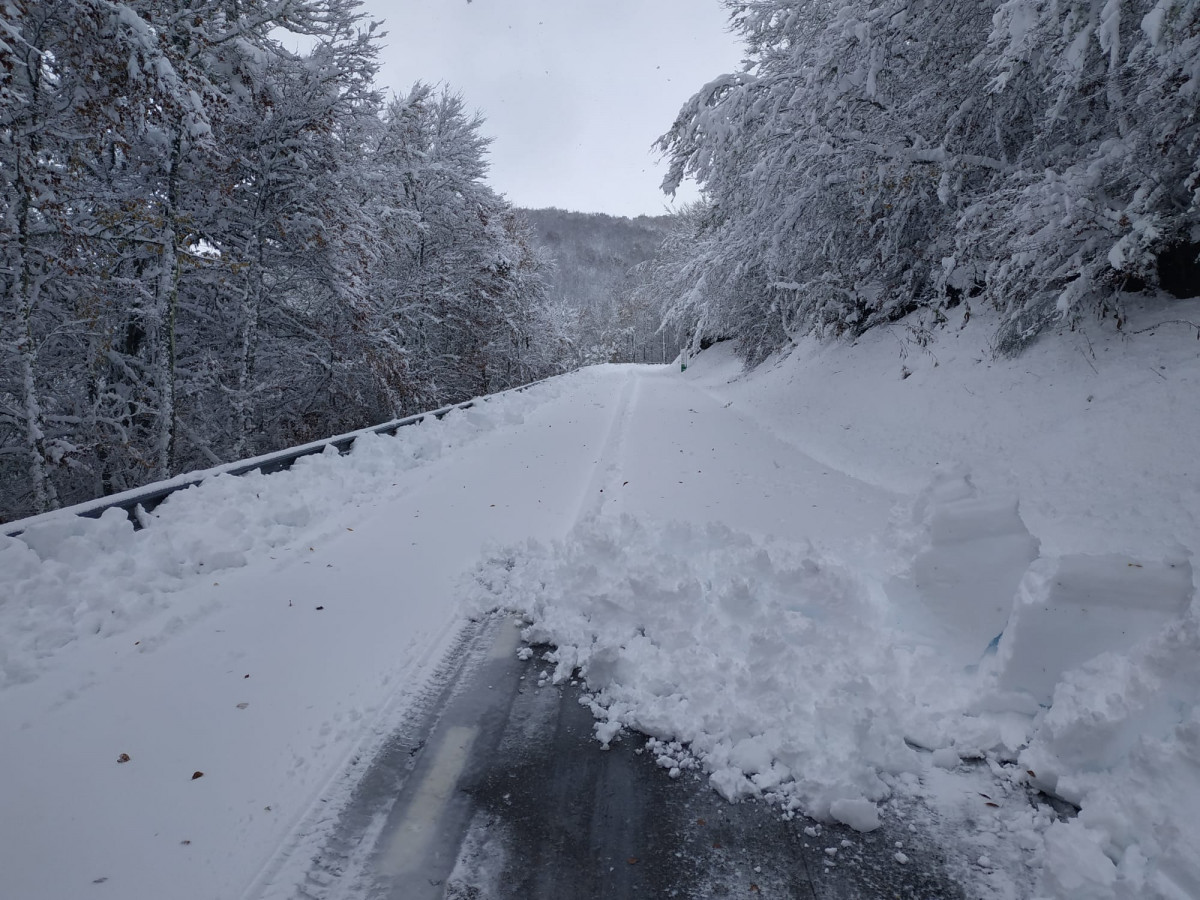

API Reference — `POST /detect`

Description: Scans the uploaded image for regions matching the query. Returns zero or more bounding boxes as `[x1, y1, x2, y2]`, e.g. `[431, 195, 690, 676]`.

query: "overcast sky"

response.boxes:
[359, 1, 744, 217]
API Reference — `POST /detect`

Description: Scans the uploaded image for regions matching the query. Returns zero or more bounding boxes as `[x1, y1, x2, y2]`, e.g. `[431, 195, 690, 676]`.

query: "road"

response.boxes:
[288, 616, 964, 900]
[264, 363, 960, 899]
[0, 360, 968, 900]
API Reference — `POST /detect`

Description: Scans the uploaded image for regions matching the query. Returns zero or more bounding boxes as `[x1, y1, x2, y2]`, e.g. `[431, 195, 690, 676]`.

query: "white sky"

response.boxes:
[360, 0, 744, 217]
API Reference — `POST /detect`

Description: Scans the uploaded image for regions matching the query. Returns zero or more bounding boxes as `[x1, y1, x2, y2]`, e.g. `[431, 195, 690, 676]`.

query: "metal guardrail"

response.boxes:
[3, 376, 552, 539]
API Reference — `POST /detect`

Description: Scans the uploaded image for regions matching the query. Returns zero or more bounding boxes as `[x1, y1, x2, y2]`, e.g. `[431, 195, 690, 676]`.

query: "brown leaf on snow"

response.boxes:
[191, 771, 204, 780]
[117, 753, 131, 764]
[236, 702, 249, 710]
[626, 857, 638, 865]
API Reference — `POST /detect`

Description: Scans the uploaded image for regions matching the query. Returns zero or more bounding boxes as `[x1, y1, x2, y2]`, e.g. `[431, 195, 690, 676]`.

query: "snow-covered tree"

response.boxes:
[657, 0, 1020, 360]
[969, 0, 1200, 350]
[654, 0, 1200, 360]
[0, 5, 559, 523]
[203, 6, 382, 459]
[358, 85, 555, 406]
[0, 0, 183, 512]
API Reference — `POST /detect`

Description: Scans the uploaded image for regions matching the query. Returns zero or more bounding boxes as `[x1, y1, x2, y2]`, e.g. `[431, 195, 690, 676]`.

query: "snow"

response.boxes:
[931, 747, 961, 769]
[830, 797, 883, 833]
[474, 514, 935, 819]
[900, 469, 1041, 668]
[2, 298, 1199, 899]
[0, 373, 627, 900]
[984, 553, 1193, 705]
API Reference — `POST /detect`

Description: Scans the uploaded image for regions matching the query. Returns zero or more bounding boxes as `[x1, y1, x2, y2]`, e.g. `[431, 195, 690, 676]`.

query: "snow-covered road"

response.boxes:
[569, 360, 898, 550]
[5, 362, 881, 900]
[0, 362, 917, 900]
[3, 315, 1199, 900]
[1, 367, 637, 900]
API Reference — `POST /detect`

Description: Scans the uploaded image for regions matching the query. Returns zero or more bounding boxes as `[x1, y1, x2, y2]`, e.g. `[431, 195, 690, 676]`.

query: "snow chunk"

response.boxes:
[594, 719, 621, 748]
[930, 747, 961, 769]
[1039, 821, 1118, 898]
[710, 766, 756, 802]
[894, 469, 1039, 668]
[829, 798, 881, 833]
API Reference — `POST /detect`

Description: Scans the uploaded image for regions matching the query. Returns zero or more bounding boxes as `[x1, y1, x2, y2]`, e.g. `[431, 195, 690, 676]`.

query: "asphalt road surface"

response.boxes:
[290, 615, 965, 900]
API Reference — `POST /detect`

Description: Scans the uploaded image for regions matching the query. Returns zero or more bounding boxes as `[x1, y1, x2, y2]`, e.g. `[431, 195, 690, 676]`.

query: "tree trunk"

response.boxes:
[152, 128, 184, 480]
[233, 234, 264, 460]
[8, 118, 59, 513]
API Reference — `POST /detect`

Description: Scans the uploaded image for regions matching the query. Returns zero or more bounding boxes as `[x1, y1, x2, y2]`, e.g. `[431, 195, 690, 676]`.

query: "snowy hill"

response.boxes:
[0, 303, 1197, 900]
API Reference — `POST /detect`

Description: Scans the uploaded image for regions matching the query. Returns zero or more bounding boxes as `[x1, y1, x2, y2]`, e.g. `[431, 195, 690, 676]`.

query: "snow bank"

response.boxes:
[679, 305, 1200, 900]
[890, 468, 1040, 668]
[0, 388, 540, 688]
[985, 553, 1193, 706]
[1021, 612, 1200, 900]
[697, 299, 1200, 561]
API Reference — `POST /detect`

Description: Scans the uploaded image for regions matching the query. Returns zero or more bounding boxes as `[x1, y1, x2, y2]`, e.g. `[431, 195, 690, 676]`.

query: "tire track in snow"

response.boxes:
[240, 614, 492, 900]
[569, 367, 641, 528]
[242, 370, 643, 899]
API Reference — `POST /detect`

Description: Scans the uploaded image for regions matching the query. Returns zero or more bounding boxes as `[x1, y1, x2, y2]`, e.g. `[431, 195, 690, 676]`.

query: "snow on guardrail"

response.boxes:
[0, 372, 561, 688]
[2, 376, 554, 539]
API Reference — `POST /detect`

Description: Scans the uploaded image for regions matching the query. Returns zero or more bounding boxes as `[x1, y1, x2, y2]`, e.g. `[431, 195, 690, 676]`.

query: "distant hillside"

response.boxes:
[520, 208, 678, 365]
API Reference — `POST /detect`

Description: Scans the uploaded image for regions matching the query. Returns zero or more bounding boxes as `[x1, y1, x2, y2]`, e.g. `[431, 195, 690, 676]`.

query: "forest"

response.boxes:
[648, 0, 1200, 363]
[4, 0, 1199, 522]
[1, 0, 576, 522]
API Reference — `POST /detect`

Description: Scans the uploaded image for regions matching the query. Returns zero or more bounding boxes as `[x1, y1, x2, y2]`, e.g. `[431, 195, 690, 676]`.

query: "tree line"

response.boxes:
[522, 208, 684, 367]
[1, 0, 572, 522]
[644, 0, 1200, 363]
